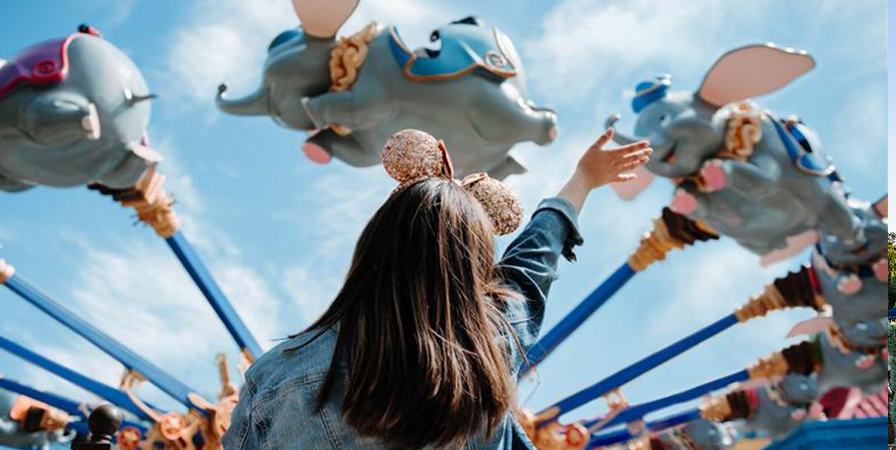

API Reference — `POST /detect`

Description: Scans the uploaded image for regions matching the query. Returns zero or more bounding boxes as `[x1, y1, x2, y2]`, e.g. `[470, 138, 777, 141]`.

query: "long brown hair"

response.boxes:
[304, 178, 521, 448]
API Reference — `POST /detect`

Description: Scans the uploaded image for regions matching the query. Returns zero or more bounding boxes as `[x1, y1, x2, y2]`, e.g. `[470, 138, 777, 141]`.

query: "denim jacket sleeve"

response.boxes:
[495, 197, 583, 359]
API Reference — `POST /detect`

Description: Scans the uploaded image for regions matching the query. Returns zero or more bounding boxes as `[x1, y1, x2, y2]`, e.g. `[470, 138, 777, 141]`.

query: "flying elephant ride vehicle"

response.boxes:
[216, 0, 558, 179]
[0, 1, 889, 450]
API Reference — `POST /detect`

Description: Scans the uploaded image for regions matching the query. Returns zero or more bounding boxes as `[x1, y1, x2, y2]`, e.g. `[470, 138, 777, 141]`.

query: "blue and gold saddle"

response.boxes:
[388, 18, 519, 82]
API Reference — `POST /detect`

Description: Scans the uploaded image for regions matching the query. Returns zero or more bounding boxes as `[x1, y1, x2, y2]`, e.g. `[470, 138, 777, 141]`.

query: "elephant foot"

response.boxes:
[854, 354, 874, 370]
[302, 141, 332, 164]
[699, 159, 726, 192]
[671, 188, 697, 215]
[872, 259, 887, 282]
[836, 274, 862, 295]
[808, 402, 824, 419]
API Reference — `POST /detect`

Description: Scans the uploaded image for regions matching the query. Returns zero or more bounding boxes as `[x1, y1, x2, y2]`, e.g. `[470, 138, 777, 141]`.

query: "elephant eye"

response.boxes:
[659, 113, 670, 124]
[424, 31, 442, 58]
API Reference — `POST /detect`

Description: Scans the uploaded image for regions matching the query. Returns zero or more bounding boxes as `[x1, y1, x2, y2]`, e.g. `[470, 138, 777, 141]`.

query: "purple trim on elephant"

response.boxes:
[0, 34, 78, 100]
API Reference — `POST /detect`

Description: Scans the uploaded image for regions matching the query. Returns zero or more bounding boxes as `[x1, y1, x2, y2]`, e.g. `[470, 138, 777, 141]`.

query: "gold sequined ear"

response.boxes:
[382, 129, 454, 191]
[462, 173, 523, 236]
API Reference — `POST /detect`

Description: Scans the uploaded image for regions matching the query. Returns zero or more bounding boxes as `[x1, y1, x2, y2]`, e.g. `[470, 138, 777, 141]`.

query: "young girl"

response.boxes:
[223, 128, 651, 450]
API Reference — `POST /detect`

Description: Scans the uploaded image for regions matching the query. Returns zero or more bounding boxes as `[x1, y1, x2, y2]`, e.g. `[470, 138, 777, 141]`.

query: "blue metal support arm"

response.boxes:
[582, 370, 749, 430]
[0, 334, 156, 421]
[3, 274, 206, 415]
[587, 409, 701, 448]
[166, 231, 262, 359]
[540, 313, 739, 421]
[0, 378, 85, 418]
[521, 263, 636, 374]
[0, 378, 148, 434]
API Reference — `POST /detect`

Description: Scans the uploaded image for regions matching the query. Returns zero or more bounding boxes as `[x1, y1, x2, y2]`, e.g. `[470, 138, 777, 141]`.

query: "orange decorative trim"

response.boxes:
[735, 283, 786, 322]
[329, 22, 378, 92]
[735, 266, 826, 322]
[326, 22, 379, 136]
[92, 166, 180, 238]
[747, 351, 790, 381]
[0, 257, 14, 284]
[626, 436, 652, 450]
[116, 426, 142, 450]
[700, 394, 733, 422]
[677, 101, 761, 192]
[120, 370, 164, 423]
[518, 407, 589, 450]
[628, 216, 685, 271]
[587, 389, 630, 433]
[719, 101, 762, 161]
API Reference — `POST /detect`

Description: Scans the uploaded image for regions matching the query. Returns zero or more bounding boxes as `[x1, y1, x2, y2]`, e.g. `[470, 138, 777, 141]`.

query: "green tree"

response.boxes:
[890, 321, 896, 418]
[889, 232, 895, 309]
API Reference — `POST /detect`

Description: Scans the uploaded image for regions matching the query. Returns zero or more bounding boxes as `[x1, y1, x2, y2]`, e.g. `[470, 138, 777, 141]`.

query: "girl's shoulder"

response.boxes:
[244, 327, 339, 395]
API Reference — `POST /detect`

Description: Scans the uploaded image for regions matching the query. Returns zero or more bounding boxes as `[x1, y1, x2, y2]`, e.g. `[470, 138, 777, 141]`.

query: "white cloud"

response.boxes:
[215, 262, 287, 345]
[648, 241, 811, 344]
[90, 0, 140, 26]
[147, 134, 241, 259]
[827, 83, 887, 177]
[162, 0, 295, 107]
[68, 241, 234, 368]
[292, 165, 391, 263]
[522, 0, 774, 103]
[280, 265, 341, 326]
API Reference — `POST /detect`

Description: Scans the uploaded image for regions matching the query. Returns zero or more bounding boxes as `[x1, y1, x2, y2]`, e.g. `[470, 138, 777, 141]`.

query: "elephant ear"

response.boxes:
[696, 44, 815, 107]
[292, 0, 360, 38]
[873, 195, 887, 218]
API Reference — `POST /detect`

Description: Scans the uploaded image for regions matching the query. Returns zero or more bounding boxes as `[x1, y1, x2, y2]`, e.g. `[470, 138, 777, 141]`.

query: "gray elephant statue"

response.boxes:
[653, 419, 735, 450]
[813, 198, 888, 334]
[816, 332, 886, 395]
[216, 0, 558, 179]
[607, 44, 860, 258]
[742, 375, 819, 441]
[0, 25, 160, 193]
[0, 389, 72, 449]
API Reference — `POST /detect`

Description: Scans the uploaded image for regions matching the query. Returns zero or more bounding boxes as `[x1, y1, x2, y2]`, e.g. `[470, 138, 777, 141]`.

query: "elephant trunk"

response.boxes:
[605, 113, 639, 145]
[216, 83, 270, 116]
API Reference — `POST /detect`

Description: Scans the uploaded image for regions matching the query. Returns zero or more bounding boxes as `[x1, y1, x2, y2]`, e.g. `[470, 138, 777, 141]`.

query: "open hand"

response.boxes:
[558, 128, 652, 213]
[575, 128, 651, 189]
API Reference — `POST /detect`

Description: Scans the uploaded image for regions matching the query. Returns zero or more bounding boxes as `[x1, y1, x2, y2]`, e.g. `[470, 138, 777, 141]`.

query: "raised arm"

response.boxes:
[496, 128, 651, 355]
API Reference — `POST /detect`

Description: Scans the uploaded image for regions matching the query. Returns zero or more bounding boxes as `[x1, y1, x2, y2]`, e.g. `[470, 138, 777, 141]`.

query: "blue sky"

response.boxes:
[0, 0, 887, 443]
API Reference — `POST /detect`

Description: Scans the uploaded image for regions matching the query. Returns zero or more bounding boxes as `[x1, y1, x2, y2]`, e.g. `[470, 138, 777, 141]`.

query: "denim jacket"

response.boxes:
[223, 198, 583, 450]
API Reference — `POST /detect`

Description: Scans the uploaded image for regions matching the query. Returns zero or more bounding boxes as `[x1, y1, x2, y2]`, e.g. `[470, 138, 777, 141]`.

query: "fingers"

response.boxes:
[591, 128, 615, 150]
[610, 148, 651, 170]
[609, 140, 651, 155]
[618, 147, 653, 162]
[615, 157, 649, 173]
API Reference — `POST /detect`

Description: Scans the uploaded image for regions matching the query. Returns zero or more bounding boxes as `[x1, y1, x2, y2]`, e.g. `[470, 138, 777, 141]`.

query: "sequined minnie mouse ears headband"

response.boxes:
[382, 129, 523, 236]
